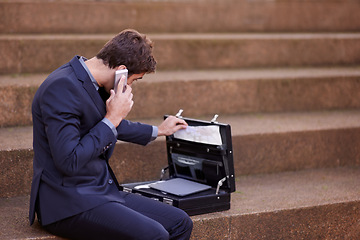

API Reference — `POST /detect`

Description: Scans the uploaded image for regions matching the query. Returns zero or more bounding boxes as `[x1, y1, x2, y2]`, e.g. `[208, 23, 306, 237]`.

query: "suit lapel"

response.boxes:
[69, 56, 106, 116]
[83, 79, 106, 116]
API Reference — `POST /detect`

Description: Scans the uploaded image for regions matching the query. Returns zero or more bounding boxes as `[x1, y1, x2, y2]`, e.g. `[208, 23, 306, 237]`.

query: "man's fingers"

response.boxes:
[123, 85, 132, 97]
[115, 75, 126, 93]
[107, 89, 115, 103]
[171, 116, 188, 127]
[174, 123, 187, 132]
[176, 118, 188, 127]
[157, 116, 188, 136]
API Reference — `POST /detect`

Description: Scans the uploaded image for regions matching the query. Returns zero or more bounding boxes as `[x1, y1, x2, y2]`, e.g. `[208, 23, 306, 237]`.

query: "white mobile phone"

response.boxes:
[114, 69, 128, 93]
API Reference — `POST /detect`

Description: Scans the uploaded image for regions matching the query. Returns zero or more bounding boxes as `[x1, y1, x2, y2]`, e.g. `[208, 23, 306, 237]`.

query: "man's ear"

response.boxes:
[116, 65, 126, 70]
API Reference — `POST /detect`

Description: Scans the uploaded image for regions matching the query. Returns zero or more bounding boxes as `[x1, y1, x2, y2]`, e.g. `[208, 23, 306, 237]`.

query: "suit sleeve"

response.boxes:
[40, 77, 117, 177]
[116, 119, 153, 146]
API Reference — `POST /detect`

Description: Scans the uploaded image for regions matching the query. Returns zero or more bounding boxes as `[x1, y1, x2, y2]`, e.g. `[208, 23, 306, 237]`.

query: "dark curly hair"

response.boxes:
[96, 29, 157, 76]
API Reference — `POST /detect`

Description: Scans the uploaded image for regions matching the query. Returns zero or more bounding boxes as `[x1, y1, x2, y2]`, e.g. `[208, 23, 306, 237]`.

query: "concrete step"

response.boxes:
[1, 33, 360, 74]
[1, 0, 360, 34]
[1, 166, 359, 239]
[1, 67, 360, 127]
[1, 110, 360, 198]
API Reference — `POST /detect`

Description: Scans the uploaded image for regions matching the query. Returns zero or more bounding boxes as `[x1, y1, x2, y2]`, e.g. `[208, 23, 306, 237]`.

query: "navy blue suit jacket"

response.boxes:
[29, 56, 153, 225]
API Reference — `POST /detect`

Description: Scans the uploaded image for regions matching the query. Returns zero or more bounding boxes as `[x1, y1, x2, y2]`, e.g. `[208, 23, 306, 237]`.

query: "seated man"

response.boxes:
[29, 29, 192, 240]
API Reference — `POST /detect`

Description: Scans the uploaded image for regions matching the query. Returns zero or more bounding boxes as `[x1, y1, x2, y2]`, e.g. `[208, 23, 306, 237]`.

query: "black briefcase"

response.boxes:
[120, 111, 235, 216]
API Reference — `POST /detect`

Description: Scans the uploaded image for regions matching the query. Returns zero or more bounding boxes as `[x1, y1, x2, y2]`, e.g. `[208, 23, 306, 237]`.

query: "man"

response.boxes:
[29, 29, 193, 240]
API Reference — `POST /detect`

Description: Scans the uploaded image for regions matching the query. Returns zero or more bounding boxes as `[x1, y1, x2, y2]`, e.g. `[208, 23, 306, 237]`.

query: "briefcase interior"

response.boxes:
[120, 114, 235, 216]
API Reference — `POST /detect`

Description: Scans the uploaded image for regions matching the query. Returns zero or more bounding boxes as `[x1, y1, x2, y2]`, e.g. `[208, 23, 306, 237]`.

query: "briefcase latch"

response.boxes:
[160, 166, 169, 181]
[211, 114, 219, 123]
[216, 176, 227, 194]
[163, 197, 174, 206]
[175, 109, 184, 118]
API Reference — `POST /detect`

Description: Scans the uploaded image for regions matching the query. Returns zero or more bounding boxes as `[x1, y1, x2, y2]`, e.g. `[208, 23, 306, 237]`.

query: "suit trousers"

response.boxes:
[43, 192, 193, 240]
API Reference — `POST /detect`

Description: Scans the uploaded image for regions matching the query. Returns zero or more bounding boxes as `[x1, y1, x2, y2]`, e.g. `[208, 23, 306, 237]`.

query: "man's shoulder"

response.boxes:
[42, 59, 81, 86]
[49, 61, 75, 80]
[34, 63, 80, 102]
[46, 56, 83, 81]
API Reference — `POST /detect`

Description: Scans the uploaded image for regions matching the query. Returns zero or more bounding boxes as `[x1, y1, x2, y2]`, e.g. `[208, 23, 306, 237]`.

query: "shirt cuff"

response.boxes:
[151, 126, 158, 141]
[102, 118, 118, 137]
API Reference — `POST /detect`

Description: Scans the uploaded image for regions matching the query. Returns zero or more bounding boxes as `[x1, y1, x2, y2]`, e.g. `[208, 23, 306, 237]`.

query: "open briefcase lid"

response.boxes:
[164, 110, 235, 194]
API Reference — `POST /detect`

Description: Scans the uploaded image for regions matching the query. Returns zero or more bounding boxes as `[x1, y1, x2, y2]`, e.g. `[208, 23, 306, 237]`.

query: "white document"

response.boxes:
[173, 125, 222, 145]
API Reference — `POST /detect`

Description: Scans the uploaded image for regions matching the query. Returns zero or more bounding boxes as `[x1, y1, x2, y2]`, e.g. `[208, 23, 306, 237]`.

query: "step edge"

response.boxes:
[1, 109, 360, 151]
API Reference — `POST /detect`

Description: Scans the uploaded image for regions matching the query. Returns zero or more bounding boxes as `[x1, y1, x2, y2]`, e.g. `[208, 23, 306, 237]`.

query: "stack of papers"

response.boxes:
[174, 125, 222, 145]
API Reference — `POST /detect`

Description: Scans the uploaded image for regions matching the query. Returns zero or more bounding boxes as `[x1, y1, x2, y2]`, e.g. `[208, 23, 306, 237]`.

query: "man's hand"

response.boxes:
[105, 75, 133, 127]
[158, 116, 188, 136]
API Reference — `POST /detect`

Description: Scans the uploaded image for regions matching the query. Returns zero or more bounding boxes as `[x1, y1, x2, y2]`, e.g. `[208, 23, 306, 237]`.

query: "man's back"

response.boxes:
[29, 56, 121, 226]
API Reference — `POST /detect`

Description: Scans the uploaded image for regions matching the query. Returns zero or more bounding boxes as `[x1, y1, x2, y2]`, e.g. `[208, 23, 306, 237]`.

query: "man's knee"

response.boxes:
[182, 212, 193, 232]
[144, 224, 169, 240]
[170, 209, 193, 239]
[182, 214, 193, 238]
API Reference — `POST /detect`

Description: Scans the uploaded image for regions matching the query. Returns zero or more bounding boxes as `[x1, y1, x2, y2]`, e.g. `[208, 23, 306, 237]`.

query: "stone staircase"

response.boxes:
[1, 0, 360, 239]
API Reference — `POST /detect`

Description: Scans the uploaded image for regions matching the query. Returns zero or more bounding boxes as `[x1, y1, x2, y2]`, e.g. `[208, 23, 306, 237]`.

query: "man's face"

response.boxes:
[127, 73, 145, 86]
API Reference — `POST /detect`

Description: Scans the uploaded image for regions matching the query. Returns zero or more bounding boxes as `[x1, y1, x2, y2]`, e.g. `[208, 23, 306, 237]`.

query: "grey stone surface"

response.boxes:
[1, 0, 360, 34]
[1, 110, 360, 198]
[1, 33, 360, 74]
[1, 67, 360, 127]
[1, 167, 359, 239]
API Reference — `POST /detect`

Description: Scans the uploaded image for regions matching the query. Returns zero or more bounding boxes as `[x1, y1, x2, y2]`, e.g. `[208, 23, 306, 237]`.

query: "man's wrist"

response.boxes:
[105, 114, 122, 128]
[102, 118, 118, 137]
[151, 126, 158, 141]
